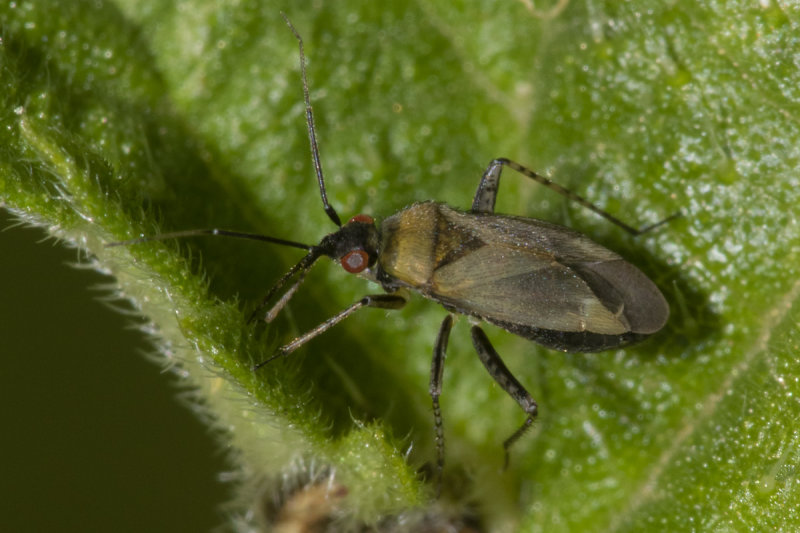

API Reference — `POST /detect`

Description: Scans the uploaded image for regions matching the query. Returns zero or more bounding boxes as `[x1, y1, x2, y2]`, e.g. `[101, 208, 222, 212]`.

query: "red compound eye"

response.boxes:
[341, 250, 369, 273]
[348, 214, 374, 224]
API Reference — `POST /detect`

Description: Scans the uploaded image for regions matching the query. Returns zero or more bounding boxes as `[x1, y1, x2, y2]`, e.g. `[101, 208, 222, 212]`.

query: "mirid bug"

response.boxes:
[109, 14, 677, 490]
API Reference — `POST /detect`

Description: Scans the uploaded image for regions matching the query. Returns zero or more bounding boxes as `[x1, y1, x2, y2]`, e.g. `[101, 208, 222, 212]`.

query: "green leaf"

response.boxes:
[3, 1, 799, 530]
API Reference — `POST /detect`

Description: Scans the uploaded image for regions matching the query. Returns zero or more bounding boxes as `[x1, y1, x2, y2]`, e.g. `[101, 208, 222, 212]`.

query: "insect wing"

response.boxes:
[432, 241, 629, 334]
[429, 207, 668, 337]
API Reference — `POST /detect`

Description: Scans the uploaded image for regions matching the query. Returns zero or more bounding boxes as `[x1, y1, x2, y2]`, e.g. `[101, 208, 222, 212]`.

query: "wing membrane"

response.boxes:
[428, 206, 662, 335]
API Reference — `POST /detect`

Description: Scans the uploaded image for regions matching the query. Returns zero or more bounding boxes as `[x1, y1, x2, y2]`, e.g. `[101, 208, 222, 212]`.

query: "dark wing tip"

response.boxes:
[577, 260, 669, 335]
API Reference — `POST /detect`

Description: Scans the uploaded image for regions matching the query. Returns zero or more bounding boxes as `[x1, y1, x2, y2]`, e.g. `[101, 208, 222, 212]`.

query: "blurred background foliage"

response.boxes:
[2, 1, 799, 531]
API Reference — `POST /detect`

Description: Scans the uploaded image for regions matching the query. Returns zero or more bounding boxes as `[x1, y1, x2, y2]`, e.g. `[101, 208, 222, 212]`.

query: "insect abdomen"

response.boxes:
[483, 319, 650, 352]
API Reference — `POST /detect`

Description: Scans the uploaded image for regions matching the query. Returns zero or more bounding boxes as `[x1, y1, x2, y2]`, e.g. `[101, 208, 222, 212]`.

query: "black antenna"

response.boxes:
[105, 229, 313, 250]
[281, 12, 342, 228]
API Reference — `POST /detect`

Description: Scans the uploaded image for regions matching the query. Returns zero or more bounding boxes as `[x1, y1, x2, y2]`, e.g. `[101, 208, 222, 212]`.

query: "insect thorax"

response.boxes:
[378, 202, 483, 290]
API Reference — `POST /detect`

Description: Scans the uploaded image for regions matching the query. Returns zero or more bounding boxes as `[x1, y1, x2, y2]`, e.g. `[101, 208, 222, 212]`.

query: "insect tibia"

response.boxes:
[477, 158, 678, 236]
[247, 249, 323, 323]
[631, 209, 683, 235]
[502, 416, 535, 470]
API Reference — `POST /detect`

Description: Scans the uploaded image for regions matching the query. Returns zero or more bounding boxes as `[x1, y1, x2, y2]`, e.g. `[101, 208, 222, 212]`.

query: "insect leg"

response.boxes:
[263, 270, 307, 323]
[429, 314, 454, 496]
[247, 249, 324, 324]
[472, 158, 680, 234]
[253, 293, 407, 370]
[470, 326, 538, 468]
[471, 159, 504, 214]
